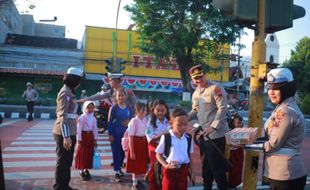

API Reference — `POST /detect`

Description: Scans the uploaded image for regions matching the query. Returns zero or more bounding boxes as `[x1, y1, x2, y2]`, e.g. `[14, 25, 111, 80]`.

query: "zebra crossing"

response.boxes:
[2, 120, 115, 183]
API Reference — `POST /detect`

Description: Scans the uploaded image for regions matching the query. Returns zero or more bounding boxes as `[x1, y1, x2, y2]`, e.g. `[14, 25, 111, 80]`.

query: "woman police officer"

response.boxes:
[247, 68, 307, 190]
[53, 67, 84, 190]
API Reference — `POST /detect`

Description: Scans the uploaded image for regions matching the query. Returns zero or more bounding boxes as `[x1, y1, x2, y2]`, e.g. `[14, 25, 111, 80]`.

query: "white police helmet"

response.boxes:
[267, 68, 293, 84]
[67, 67, 84, 77]
[107, 72, 124, 79]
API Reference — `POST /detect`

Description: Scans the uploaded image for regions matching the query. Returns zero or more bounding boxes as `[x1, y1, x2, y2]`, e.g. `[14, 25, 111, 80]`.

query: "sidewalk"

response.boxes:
[0, 104, 56, 119]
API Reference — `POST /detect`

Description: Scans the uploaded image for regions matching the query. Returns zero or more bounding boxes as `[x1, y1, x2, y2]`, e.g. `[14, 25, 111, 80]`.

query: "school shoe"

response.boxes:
[84, 169, 91, 180]
[114, 173, 121, 182]
[79, 171, 89, 181]
[119, 169, 125, 176]
[137, 181, 146, 189]
[131, 185, 139, 190]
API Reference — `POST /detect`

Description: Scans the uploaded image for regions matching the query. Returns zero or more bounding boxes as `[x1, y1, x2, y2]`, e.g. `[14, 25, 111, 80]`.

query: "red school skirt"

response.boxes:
[75, 131, 95, 170]
[126, 136, 149, 174]
[228, 147, 244, 188]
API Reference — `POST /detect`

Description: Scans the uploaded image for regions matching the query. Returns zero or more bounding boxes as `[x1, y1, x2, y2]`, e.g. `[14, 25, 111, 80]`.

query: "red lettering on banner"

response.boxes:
[171, 58, 179, 70]
[143, 56, 153, 68]
[156, 58, 168, 70]
[131, 55, 179, 71]
[132, 55, 140, 67]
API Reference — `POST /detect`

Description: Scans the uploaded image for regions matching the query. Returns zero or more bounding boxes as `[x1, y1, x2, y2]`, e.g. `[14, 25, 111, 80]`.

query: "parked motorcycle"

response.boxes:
[94, 100, 111, 134]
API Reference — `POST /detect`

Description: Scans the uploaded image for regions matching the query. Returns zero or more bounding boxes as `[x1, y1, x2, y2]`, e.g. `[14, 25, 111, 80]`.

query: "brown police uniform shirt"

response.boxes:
[189, 81, 229, 139]
[264, 97, 306, 180]
[53, 85, 78, 137]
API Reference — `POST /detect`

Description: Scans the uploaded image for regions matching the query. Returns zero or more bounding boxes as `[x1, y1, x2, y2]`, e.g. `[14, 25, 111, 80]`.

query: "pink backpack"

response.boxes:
[121, 130, 129, 151]
[121, 119, 138, 152]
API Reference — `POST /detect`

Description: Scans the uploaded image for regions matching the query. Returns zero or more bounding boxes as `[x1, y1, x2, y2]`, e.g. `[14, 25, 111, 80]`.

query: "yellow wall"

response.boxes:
[84, 26, 230, 81]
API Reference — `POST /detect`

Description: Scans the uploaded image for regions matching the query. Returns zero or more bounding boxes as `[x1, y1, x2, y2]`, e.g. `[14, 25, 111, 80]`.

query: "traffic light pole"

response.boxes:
[112, 0, 122, 72]
[243, 0, 266, 189]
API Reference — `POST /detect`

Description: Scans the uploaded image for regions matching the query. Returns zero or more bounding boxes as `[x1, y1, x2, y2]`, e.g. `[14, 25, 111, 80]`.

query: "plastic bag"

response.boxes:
[93, 148, 101, 170]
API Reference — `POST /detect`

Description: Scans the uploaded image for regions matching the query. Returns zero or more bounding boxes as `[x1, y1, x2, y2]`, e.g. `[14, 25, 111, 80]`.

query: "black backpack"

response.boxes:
[155, 132, 192, 186]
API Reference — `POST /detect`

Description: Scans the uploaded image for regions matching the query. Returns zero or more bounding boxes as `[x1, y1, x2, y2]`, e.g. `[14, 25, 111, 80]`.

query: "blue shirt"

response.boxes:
[108, 104, 133, 136]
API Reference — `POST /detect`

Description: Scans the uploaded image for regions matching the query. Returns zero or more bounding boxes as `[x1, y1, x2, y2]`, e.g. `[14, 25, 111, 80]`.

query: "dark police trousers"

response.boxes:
[200, 137, 228, 190]
[269, 175, 307, 190]
[26, 101, 34, 119]
[53, 134, 76, 190]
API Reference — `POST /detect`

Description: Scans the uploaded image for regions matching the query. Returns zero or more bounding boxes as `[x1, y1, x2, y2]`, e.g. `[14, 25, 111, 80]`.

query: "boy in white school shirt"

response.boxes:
[155, 108, 194, 190]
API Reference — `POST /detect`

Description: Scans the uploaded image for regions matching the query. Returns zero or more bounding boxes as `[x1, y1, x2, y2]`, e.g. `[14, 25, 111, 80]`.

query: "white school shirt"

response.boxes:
[155, 129, 194, 165]
[77, 114, 98, 141]
[146, 118, 170, 143]
[127, 116, 147, 137]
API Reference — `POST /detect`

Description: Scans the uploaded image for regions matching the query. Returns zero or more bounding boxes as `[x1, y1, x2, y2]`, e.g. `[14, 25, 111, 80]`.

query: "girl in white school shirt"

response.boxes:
[75, 101, 98, 181]
[146, 99, 170, 190]
[126, 102, 149, 190]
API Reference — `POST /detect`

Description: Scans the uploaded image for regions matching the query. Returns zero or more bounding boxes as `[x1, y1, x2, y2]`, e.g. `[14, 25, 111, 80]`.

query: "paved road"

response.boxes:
[0, 119, 204, 190]
[1, 119, 310, 190]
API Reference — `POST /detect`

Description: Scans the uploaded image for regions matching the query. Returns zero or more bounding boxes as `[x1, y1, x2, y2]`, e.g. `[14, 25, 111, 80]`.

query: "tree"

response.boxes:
[125, 0, 242, 91]
[283, 37, 310, 99]
[301, 95, 310, 115]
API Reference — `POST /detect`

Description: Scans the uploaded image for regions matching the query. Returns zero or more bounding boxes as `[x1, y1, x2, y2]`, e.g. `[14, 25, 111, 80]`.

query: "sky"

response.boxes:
[15, 0, 310, 63]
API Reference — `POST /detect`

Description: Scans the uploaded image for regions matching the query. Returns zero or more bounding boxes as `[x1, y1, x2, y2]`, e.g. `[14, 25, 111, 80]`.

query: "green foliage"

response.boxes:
[125, 0, 242, 91]
[283, 37, 310, 99]
[301, 95, 310, 115]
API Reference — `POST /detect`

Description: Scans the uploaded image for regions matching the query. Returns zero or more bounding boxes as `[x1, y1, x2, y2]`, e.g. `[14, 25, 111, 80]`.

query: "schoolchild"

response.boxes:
[227, 114, 244, 188]
[146, 100, 170, 190]
[155, 108, 194, 190]
[143, 99, 158, 182]
[108, 88, 134, 182]
[75, 101, 98, 180]
[126, 102, 149, 190]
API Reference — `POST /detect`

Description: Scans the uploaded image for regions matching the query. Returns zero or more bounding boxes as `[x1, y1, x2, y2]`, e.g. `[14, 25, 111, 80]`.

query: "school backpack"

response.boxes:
[121, 118, 137, 152]
[121, 130, 129, 151]
[155, 132, 192, 186]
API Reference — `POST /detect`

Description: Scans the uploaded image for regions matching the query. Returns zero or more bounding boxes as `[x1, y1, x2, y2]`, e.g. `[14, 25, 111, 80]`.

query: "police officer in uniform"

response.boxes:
[22, 82, 39, 121]
[188, 65, 229, 190]
[247, 68, 307, 190]
[77, 72, 136, 108]
[53, 67, 84, 190]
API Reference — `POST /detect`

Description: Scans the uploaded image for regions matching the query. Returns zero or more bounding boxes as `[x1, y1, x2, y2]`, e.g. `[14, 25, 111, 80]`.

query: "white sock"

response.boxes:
[132, 178, 138, 186]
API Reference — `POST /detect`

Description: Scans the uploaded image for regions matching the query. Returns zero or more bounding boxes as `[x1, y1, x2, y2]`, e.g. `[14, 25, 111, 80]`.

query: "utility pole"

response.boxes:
[243, 0, 266, 189]
[220, 48, 224, 83]
[236, 36, 241, 110]
[112, 0, 122, 72]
